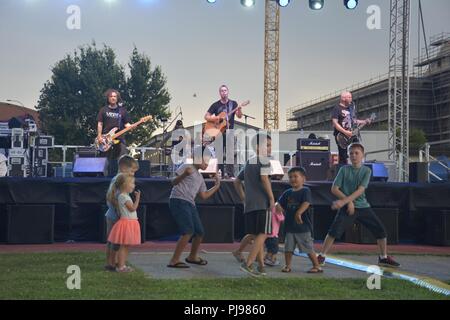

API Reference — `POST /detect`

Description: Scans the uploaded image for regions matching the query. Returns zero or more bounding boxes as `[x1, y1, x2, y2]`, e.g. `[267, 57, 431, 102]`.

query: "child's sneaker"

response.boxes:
[264, 257, 280, 267]
[317, 254, 326, 266]
[378, 256, 400, 268]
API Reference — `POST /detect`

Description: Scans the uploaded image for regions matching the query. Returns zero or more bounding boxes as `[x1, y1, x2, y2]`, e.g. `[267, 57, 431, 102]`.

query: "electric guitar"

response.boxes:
[203, 100, 250, 142]
[94, 115, 153, 152]
[336, 113, 376, 150]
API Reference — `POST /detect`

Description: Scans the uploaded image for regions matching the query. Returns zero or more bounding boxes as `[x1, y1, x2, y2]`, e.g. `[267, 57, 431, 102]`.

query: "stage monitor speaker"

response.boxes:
[364, 163, 389, 182]
[344, 208, 399, 245]
[424, 210, 450, 246]
[6, 205, 55, 244]
[296, 151, 329, 181]
[73, 157, 108, 177]
[198, 206, 235, 243]
[409, 162, 429, 183]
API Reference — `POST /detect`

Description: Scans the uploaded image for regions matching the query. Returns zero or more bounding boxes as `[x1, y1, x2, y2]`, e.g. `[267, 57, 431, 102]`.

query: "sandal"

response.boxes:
[307, 267, 324, 274]
[167, 262, 190, 269]
[185, 257, 208, 265]
[281, 266, 291, 273]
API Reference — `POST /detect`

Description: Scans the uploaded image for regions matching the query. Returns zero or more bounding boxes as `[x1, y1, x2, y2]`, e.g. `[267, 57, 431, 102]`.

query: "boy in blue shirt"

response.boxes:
[276, 167, 322, 273]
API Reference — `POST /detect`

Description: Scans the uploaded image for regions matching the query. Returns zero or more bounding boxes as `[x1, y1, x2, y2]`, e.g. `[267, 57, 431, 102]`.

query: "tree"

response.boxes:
[124, 47, 171, 145]
[36, 42, 170, 146]
[410, 128, 427, 154]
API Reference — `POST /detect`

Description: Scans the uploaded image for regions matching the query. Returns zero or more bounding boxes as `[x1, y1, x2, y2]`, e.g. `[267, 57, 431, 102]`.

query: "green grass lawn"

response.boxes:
[0, 252, 447, 300]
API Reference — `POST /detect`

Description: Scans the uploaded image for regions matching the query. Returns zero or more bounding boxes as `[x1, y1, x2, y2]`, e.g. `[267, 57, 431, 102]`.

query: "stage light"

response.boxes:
[206, 0, 217, 3]
[277, 0, 291, 7]
[344, 0, 358, 9]
[309, 0, 324, 10]
[240, 0, 255, 8]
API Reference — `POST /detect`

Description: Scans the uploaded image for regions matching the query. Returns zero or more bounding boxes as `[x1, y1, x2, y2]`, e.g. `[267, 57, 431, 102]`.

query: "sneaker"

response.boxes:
[240, 262, 261, 277]
[232, 250, 245, 263]
[264, 258, 280, 267]
[378, 256, 400, 268]
[317, 254, 326, 267]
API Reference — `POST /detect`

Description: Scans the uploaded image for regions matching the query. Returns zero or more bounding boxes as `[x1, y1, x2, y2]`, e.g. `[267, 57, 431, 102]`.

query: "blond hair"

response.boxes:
[106, 173, 134, 209]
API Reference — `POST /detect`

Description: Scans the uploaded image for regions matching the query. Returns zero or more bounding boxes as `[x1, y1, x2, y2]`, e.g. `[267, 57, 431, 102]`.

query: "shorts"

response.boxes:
[245, 210, 272, 236]
[284, 232, 314, 254]
[106, 218, 120, 251]
[169, 198, 204, 236]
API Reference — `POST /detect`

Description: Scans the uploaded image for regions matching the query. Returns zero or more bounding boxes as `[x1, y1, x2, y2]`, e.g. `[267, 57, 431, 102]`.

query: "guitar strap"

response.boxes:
[226, 100, 233, 130]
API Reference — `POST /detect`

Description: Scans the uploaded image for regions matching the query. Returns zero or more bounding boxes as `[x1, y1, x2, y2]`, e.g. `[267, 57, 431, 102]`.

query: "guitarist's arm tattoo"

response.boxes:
[97, 122, 103, 138]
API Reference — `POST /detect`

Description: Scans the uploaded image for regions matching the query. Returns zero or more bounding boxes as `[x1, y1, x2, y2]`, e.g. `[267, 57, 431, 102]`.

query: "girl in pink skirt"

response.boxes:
[107, 173, 141, 272]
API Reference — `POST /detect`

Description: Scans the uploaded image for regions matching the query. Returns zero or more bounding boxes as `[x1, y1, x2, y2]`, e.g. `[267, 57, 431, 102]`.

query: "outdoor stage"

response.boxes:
[0, 177, 449, 246]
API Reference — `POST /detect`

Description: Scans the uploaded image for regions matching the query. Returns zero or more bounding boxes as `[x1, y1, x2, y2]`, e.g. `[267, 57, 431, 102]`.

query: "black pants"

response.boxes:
[335, 136, 348, 165]
[328, 206, 387, 240]
[219, 133, 235, 178]
[99, 141, 128, 176]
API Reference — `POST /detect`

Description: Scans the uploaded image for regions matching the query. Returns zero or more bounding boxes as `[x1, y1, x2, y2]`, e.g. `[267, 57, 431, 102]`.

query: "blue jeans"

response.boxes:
[265, 237, 279, 255]
[169, 198, 205, 237]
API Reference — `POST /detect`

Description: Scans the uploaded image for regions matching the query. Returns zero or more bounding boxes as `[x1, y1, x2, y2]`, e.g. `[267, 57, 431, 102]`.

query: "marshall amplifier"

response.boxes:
[297, 139, 331, 152]
[296, 151, 330, 181]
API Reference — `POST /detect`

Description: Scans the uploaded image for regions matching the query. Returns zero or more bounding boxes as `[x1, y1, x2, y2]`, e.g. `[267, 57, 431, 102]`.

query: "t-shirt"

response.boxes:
[117, 193, 138, 219]
[105, 200, 119, 222]
[97, 105, 130, 142]
[333, 165, 371, 208]
[237, 156, 272, 213]
[207, 100, 239, 130]
[278, 187, 313, 234]
[169, 164, 207, 205]
[331, 104, 355, 136]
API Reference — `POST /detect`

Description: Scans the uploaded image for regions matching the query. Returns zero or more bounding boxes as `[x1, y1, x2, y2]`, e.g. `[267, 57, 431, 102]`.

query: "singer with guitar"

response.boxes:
[204, 85, 245, 178]
[332, 92, 372, 165]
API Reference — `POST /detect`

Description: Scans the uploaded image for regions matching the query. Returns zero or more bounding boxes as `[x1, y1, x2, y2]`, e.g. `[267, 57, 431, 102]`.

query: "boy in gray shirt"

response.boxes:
[234, 133, 274, 277]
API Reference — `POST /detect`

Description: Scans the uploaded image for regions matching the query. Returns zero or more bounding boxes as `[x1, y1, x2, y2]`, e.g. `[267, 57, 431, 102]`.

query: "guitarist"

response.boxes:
[331, 92, 371, 165]
[96, 89, 131, 165]
[204, 85, 243, 178]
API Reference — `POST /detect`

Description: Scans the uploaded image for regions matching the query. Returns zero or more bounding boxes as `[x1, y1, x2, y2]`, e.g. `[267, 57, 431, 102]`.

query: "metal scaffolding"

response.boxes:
[388, 0, 411, 182]
[264, 0, 280, 130]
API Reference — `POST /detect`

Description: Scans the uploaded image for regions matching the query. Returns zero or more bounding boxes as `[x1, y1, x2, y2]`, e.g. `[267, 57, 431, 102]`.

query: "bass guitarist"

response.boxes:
[97, 89, 131, 166]
[204, 85, 243, 178]
[332, 92, 372, 165]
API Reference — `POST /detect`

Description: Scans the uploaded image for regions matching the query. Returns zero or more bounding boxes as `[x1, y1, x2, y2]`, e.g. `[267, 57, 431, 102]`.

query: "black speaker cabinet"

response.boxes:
[100, 205, 147, 244]
[424, 210, 450, 246]
[409, 162, 428, 183]
[344, 208, 399, 245]
[312, 206, 339, 241]
[296, 151, 330, 181]
[198, 206, 235, 243]
[146, 204, 180, 240]
[6, 205, 55, 244]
